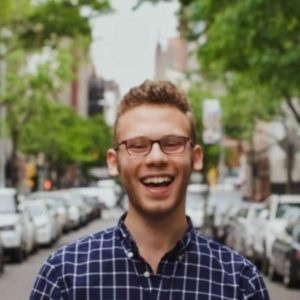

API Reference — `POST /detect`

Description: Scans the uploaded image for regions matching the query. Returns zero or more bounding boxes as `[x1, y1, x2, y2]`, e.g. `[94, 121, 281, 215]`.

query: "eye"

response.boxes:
[127, 138, 149, 151]
[163, 136, 183, 148]
[132, 143, 147, 149]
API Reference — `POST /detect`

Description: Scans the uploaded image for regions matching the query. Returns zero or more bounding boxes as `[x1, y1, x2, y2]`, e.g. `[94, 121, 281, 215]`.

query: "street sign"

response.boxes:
[202, 99, 222, 144]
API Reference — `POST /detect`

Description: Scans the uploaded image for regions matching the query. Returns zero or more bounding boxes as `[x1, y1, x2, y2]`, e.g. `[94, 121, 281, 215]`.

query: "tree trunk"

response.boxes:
[285, 96, 300, 125]
[285, 143, 294, 194]
[10, 128, 19, 188]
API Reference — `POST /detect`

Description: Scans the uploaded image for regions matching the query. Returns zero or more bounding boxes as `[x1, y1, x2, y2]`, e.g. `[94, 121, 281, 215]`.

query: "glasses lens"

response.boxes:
[161, 136, 186, 154]
[126, 137, 150, 155]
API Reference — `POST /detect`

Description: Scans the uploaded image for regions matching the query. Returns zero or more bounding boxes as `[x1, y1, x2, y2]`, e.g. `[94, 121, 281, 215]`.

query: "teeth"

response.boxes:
[143, 177, 172, 184]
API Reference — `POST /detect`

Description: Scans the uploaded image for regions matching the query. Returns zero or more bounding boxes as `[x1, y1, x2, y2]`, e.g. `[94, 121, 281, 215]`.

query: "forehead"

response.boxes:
[116, 104, 191, 140]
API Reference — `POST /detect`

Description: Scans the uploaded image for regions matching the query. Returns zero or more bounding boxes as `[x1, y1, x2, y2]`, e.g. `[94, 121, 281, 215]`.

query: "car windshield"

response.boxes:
[276, 203, 300, 219]
[294, 224, 300, 243]
[253, 207, 263, 218]
[26, 204, 47, 217]
[0, 194, 18, 213]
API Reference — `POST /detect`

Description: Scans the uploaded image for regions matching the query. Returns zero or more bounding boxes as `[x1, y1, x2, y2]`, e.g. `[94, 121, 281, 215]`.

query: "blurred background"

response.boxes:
[0, 0, 300, 298]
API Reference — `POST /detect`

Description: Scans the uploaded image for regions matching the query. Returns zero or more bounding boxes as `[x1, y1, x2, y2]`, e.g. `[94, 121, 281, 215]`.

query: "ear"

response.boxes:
[192, 145, 203, 171]
[107, 149, 119, 176]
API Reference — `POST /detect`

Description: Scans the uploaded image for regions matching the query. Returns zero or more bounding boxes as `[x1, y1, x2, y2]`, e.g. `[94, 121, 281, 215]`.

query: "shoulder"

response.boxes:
[190, 232, 269, 298]
[193, 233, 260, 276]
[34, 225, 118, 280]
[30, 227, 118, 299]
[192, 231, 253, 267]
[49, 225, 117, 265]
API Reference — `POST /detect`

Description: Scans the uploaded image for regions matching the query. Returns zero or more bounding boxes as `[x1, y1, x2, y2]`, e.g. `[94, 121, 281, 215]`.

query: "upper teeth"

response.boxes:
[143, 177, 172, 184]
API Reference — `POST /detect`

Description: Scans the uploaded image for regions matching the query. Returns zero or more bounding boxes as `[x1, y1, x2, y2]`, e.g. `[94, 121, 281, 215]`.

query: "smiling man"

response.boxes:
[30, 80, 269, 299]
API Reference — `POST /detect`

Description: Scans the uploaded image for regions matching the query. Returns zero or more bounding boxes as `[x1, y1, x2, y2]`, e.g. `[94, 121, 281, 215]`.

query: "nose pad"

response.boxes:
[145, 142, 167, 162]
[151, 142, 164, 154]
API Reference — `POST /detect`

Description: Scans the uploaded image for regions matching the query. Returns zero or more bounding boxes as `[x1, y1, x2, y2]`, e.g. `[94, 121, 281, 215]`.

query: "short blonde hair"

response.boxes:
[113, 80, 196, 146]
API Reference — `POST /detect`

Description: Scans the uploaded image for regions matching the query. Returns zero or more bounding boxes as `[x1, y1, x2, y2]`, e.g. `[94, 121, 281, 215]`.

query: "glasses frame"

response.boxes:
[114, 135, 194, 157]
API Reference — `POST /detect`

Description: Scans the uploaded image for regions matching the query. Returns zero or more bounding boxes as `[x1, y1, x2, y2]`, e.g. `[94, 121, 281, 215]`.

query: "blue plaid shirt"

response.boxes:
[30, 214, 269, 299]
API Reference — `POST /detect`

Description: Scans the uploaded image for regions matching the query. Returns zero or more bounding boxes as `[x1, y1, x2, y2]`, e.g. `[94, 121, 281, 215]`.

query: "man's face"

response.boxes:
[107, 104, 202, 219]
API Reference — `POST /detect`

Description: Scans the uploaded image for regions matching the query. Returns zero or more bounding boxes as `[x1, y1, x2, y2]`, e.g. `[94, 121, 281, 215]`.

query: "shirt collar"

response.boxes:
[116, 213, 194, 260]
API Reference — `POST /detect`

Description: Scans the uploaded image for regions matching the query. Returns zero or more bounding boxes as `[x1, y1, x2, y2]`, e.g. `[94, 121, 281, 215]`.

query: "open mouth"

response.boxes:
[141, 176, 174, 188]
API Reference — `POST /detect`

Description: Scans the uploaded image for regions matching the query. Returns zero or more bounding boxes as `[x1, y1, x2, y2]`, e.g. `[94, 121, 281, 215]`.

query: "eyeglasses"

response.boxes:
[115, 135, 193, 156]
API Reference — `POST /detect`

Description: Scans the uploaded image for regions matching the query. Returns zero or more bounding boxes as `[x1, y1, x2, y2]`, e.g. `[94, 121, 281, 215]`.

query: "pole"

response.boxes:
[218, 126, 226, 183]
[0, 37, 7, 187]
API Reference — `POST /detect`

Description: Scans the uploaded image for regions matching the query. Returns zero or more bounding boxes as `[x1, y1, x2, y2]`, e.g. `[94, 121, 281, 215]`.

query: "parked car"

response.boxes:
[96, 179, 121, 209]
[66, 190, 92, 225]
[186, 184, 207, 230]
[20, 200, 58, 247]
[71, 188, 102, 219]
[206, 184, 242, 242]
[228, 202, 265, 258]
[31, 191, 81, 230]
[221, 204, 241, 249]
[17, 205, 37, 255]
[269, 216, 300, 287]
[0, 234, 4, 276]
[43, 198, 65, 238]
[252, 194, 300, 274]
[0, 188, 35, 262]
[223, 168, 245, 190]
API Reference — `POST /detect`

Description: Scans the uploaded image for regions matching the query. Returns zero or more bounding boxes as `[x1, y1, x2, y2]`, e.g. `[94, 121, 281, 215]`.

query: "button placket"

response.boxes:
[127, 251, 134, 259]
[143, 271, 150, 278]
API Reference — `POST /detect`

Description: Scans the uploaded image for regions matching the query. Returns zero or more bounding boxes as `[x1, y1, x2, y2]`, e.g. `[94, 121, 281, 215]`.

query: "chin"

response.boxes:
[133, 200, 182, 220]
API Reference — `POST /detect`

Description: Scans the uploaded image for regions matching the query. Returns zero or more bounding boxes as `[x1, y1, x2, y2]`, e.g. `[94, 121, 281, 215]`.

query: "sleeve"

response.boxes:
[29, 256, 64, 300]
[239, 263, 270, 300]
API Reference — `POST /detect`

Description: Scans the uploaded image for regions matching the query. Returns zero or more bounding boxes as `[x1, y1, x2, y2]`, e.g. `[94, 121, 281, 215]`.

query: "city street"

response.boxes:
[0, 210, 120, 300]
[0, 208, 299, 300]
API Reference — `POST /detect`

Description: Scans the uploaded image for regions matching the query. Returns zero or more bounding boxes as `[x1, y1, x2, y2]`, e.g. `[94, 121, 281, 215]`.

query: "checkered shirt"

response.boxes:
[30, 214, 270, 300]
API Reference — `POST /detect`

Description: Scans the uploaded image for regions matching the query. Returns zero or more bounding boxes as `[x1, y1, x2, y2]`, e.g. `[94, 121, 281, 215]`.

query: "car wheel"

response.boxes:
[13, 247, 24, 263]
[283, 259, 296, 288]
[261, 256, 269, 275]
[0, 255, 4, 276]
[268, 260, 280, 281]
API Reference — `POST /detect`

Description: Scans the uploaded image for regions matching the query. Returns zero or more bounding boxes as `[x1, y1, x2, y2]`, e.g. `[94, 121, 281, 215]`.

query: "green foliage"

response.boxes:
[19, 102, 112, 166]
[3, 45, 111, 169]
[179, 0, 300, 140]
[1, 0, 110, 50]
[222, 74, 282, 140]
[187, 83, 208, 144]
[3, 48, 73, 132]
[0, 0, 111, 187]
[0, 0, 30, 26]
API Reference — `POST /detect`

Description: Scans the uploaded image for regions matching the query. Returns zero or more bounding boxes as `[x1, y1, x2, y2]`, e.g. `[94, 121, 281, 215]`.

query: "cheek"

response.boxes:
[117, 156, 138, 178]
[180, 154, 195, 171]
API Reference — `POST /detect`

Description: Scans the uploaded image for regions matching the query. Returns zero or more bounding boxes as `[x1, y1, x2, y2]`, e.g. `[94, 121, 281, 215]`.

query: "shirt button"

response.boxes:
[127, 252, 134, 258]
[178, 254, 184, 261]
[143, 271, 150, 278]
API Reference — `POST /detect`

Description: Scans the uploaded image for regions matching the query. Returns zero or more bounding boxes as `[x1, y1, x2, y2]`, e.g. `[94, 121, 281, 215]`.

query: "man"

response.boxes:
[30, 80, 269, 299]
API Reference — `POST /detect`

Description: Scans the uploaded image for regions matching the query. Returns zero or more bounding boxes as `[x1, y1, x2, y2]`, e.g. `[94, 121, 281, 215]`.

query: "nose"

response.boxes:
[145, 142, 168, 165]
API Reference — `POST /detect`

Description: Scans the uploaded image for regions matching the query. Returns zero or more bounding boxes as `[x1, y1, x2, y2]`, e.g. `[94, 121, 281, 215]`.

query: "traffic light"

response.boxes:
[25, 163, 38, 191]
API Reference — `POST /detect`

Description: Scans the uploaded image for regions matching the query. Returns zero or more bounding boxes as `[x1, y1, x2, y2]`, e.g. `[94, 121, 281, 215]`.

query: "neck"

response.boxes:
[124, 208, 188, 273]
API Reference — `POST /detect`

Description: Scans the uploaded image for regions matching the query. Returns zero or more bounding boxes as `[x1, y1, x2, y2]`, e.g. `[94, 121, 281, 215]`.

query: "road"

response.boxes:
[0, 208, 299, 299]
[0, 209, 120, 300]
[264, 277, 300, 300]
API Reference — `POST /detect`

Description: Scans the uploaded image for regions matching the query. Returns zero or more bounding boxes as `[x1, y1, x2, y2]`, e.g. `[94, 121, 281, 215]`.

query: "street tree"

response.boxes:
[0, 0, 111, 187]
[183, 0, 300, 192]
[19, 98, 112, 188]
[3, 50, 72, 186]
[141, 0, 300, 192]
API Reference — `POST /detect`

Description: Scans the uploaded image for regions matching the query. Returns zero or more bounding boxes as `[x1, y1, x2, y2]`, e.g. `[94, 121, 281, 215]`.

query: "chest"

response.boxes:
[62, 254, 240, 300]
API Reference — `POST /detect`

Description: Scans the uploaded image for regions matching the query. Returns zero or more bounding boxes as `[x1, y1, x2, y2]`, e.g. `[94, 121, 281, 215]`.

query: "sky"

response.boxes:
[90, 0, 179, 95]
